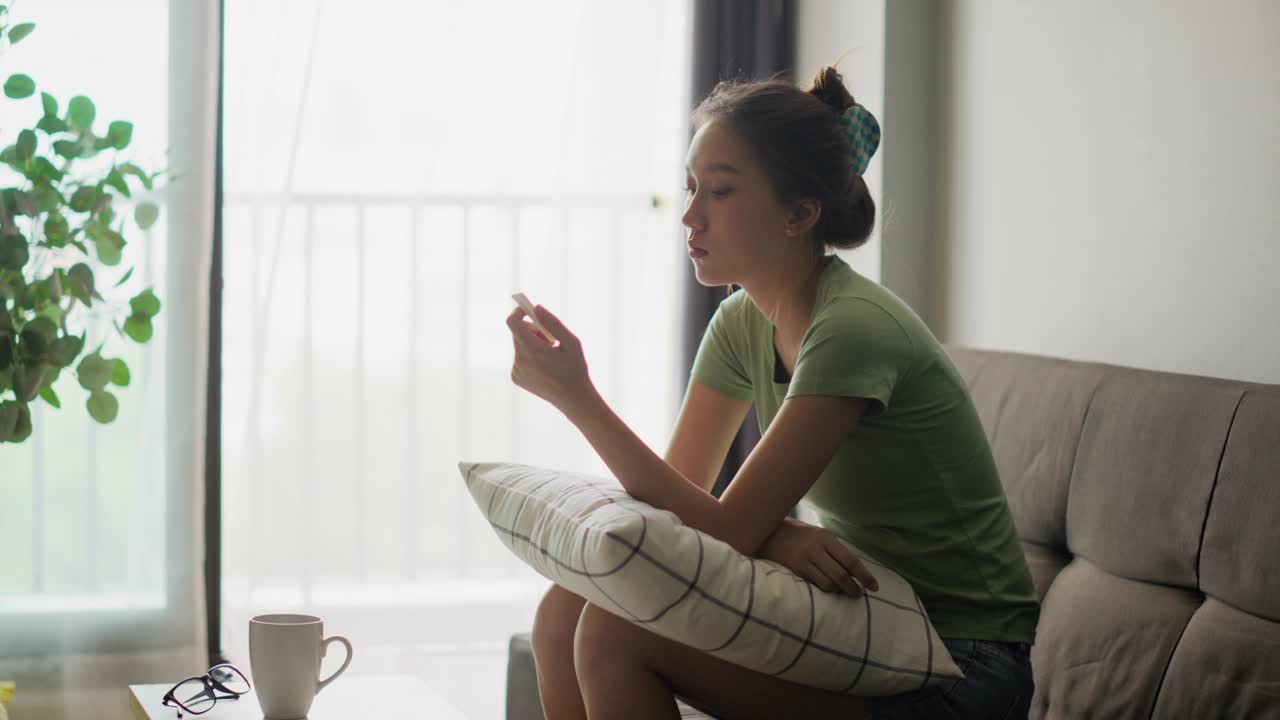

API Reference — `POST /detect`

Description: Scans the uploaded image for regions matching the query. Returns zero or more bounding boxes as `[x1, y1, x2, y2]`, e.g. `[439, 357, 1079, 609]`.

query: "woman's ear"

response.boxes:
[785, 199, 822, 236]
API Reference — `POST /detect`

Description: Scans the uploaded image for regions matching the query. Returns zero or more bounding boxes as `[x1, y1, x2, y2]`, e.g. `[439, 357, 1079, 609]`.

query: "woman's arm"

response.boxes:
[507, 303, 867, 557]
[663, 380, 752, 494]
[565, 386, 867, 557]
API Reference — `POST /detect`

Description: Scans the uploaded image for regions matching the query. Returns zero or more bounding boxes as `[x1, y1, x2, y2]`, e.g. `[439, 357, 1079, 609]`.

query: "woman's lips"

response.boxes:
[688, 246, 708, 259]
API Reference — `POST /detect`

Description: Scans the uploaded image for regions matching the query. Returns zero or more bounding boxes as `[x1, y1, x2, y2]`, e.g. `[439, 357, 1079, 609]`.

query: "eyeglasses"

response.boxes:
[161, 663, 251, 717]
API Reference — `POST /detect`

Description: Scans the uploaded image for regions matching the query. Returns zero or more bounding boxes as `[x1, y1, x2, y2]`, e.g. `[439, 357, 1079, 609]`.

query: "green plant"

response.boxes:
[0, 4, 165, 443]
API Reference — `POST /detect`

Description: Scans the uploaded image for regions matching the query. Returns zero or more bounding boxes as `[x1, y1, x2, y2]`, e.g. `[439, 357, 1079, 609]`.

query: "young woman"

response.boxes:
[505, 67, 1039, 720]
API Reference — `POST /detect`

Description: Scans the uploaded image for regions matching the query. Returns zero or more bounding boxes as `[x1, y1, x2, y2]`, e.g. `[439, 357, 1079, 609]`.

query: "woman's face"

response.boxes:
[682, 120, 795, 288]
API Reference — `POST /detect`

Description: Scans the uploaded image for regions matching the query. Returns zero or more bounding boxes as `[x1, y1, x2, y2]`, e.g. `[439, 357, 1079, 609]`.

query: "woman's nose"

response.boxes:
[681, 198, 703, 231]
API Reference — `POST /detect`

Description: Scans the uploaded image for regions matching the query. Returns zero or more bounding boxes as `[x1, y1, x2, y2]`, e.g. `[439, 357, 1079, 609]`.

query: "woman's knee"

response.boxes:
[573, 603, 643, 676]
[531, 584, 588, 658]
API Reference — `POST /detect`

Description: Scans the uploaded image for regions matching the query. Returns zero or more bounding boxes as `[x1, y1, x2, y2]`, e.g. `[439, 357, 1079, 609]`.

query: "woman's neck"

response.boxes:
[742, 254, 829, 349]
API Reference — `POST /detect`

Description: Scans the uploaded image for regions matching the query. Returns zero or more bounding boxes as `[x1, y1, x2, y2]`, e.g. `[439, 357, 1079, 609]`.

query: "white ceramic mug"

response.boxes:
[249, 613, 353, 719]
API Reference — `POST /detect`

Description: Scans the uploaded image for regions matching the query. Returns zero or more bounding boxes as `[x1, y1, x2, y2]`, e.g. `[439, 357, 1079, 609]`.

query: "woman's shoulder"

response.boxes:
[821, 257, 909, 314]
[819, 258, 937, 347]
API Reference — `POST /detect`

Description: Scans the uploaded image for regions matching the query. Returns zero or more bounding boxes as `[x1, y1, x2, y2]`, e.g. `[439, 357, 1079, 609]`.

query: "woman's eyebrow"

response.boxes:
[685, 162, 741, 175]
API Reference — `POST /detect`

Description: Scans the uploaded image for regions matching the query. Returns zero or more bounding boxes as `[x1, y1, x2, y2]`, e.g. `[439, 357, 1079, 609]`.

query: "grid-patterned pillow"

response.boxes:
[459, 461, 962, 696]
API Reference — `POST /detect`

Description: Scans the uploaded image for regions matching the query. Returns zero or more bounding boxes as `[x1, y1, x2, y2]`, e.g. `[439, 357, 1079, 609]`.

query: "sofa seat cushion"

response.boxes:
[1031, 558, 1201, 718]
[1150, 597, 1280, 719]
[462, 461, 961, 697]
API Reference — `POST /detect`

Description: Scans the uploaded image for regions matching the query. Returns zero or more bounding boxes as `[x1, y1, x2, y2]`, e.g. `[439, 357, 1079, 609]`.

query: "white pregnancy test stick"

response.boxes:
[511, 292, 559, 345]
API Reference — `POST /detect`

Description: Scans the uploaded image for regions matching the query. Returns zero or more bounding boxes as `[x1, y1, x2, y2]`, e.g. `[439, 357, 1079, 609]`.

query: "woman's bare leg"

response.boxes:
[574, 603, 870, 720]
[531, 584, 590, 720]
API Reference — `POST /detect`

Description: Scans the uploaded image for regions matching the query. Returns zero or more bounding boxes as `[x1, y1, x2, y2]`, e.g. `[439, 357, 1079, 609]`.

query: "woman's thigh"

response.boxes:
[870, 638, 1034, 720]
[576, 603, 870, 720]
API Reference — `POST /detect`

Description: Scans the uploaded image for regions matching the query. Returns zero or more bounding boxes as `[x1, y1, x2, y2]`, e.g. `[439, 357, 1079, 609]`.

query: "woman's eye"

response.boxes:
[684, 186, 732, 198]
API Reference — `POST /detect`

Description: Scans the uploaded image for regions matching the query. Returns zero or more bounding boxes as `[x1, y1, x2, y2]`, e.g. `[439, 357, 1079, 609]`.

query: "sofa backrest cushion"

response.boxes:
[945, 347, 1279, 719]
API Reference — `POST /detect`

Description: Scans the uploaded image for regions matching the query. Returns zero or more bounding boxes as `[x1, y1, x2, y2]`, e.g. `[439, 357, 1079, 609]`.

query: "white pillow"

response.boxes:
[459, 461, 962, 696]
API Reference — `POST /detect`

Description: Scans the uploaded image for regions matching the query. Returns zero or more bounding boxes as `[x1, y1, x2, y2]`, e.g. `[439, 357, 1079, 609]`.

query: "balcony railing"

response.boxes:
[217, 190, 682, 618]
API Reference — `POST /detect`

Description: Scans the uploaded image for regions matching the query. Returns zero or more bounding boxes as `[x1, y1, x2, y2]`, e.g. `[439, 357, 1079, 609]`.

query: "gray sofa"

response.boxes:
[505, 347, 1280, 719]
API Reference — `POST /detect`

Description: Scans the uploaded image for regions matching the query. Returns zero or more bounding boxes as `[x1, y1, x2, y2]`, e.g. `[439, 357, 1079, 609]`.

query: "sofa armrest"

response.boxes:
[507, 632, 545, 720]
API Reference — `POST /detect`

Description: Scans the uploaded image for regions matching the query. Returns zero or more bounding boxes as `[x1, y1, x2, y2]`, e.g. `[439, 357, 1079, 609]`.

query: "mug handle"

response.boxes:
[316, 635, 353, 694]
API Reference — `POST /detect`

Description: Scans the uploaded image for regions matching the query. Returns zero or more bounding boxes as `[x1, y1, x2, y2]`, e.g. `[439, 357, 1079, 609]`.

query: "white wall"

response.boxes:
[801, 1, 1280, 384]
[937, 1, 1280, 383]
[796, 0, 885, 282]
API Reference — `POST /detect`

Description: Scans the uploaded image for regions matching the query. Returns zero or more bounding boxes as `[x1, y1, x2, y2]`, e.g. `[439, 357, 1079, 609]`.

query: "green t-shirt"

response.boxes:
[690, 255, 1040, 643]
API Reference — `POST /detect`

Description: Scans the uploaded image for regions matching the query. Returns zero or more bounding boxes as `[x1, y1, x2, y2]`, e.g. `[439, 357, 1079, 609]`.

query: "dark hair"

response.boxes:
[690, 67, 875, 255]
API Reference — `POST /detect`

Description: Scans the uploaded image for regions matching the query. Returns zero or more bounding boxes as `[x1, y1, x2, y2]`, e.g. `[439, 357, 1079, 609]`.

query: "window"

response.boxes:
[219, 2, 690, 715]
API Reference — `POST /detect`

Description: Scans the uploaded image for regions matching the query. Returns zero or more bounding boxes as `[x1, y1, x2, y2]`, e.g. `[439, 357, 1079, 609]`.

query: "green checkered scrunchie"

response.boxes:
[840, 102, 880, 176]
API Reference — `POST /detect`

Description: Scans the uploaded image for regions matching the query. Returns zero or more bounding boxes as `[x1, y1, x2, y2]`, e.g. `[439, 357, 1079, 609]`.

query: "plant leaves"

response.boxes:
[41, 91, 57, 117]
[67, 263, 95, 303]
[49, 335, 83, 367]
[86, 389, 118, 423]
[31, 184, 63, 213]
[76, 352, 113, 390]
[17, 329, 48, 361]
[38, 384, 61, 408]
[124, 314, 153, 343]
[12, 362, 48, 401]
[53, 140, 81, 159]
[12, 189, 36, 217]
[134, 201, 159, 230]
[16, 129, 36, 162]
[94, 227, 124, 266]
[12, 401, 32, 441]
[111, 358, 130, 387]
[106, 121, 132, 150]
[0, 401, 19, 442]
[3, 73, 34, 99]
[28, 156, 62, 183]
[35, 300, 63, 327]
[47, 271, 62, 303]
[0, 233, 29, 271]
[105, 168, 130, 197]
[70, 186, 97, 213]
[119, 163, 153, 191]
[24, 317, 57, 342]
[36, 114, 67, 134]
[7, 22, 34, 45]
[44, 212, 69, 245]
[130, 289, 161, 318]
[42, 364, 62, 387]
[114, 266, 135, 288]
[93, 192, 113, 217]
[67, 95, 96, 131]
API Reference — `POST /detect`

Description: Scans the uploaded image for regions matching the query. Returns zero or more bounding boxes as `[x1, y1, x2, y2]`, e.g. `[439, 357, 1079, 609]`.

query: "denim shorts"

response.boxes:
[870, 638, 1034, 720]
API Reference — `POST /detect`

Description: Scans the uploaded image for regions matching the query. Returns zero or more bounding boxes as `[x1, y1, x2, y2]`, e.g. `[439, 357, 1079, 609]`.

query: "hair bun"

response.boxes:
[808, 66, 855, 113]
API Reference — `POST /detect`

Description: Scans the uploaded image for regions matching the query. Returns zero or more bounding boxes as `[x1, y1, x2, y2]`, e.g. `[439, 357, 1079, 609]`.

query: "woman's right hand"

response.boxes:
[758, 517, 880, 598]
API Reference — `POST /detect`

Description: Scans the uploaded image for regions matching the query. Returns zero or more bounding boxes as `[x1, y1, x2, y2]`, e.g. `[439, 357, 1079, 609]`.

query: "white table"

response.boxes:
[129, 674, 468, 719]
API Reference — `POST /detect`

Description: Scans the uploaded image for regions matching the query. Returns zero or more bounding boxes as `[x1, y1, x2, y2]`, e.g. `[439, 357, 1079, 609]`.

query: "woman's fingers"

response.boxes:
[802, 559, 839, 594]
[506, 306, 530, 334]
[813, 552, 864, 598]
[506, 307, 549, 346]
[532, 305, 577, 346]
[825, 544, 879, 593]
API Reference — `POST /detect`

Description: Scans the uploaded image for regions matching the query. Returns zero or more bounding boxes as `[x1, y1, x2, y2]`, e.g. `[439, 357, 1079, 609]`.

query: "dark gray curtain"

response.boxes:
[683, 0, 795, 498]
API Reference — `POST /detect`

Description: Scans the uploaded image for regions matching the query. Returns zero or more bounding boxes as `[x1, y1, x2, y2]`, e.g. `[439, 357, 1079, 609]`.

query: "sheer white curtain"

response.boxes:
[0, 1, 218, 718]
[219, 0, 689, 717]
